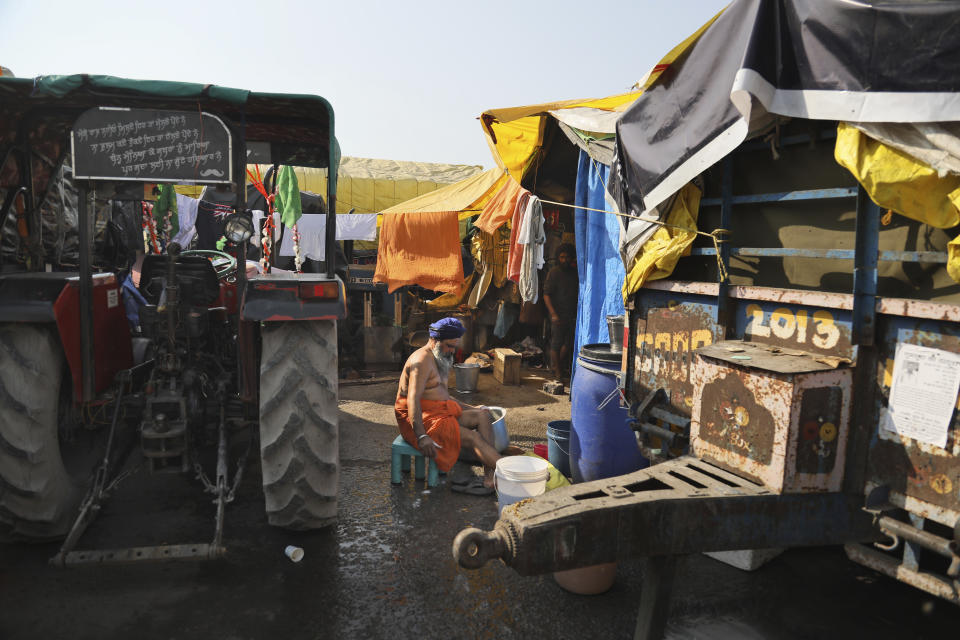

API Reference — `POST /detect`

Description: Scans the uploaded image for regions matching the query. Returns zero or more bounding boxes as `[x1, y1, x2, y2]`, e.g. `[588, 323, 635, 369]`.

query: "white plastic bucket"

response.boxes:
[495, 456, 549, 515]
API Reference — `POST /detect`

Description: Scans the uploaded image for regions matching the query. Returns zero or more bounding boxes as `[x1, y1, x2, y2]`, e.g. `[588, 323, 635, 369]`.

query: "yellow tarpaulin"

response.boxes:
[622, 182, 702, 298]
[834, 122, 960, 282]
[480, 92, 642, 182]
[175, 157, 484, 215]
[381, 167, 507, 220]
[834, 123, 960, 229]
[258, 158, 484, 214]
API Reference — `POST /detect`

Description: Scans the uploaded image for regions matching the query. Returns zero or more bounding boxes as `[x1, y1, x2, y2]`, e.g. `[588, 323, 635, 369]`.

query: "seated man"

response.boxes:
[395, 317, 501, 493]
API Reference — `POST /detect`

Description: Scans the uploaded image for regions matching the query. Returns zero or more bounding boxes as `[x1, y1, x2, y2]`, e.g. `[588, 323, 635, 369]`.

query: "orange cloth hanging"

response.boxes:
[374, 211, 464, 293]
[473, 175, 528, 234]
[506, 192, 530, 283]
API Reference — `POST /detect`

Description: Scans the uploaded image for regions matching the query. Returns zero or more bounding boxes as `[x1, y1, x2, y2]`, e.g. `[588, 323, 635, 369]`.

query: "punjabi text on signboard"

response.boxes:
[72, 108, 232, 184]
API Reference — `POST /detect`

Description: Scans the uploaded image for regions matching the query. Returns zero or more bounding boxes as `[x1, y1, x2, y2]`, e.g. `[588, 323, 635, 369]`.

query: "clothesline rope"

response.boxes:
[538, 197, 730, 282]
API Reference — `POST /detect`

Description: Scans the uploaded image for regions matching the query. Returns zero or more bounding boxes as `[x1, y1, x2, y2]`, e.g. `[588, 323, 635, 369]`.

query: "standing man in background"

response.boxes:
[543, 243, 578, 382]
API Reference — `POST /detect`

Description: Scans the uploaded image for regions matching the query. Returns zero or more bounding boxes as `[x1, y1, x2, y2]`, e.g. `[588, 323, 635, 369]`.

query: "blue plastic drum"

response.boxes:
[570, 344, 648, 483]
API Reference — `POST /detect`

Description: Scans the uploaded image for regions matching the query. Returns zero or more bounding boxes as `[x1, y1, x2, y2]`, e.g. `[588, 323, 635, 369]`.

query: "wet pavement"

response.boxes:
[2, 372, 959, 639]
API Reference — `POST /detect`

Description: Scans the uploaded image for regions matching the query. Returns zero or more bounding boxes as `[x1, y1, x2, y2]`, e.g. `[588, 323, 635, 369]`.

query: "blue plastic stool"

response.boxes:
[391, 435, 440, 487]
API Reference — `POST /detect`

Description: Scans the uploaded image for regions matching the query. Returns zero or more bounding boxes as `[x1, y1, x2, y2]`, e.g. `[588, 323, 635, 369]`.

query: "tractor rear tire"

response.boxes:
[258, 320, 339, 529]
[0, 323, 82, 541]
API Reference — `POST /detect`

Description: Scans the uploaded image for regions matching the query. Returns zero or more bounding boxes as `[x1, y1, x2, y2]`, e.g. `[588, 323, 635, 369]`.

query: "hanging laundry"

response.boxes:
[335, 213, 377, 241]
[173, 193, 199, 248]
[279, 213, 326, 260]
[517, 195, 545, 303]
[273, 213, 377, 257]
[274, 166, 303, 228]
[474, 175, 528, 234]
[505, 191, 530, 283]
[374, 211, 463, 293]
[274, 166, 305, 270]
[471, 226, 510, 288]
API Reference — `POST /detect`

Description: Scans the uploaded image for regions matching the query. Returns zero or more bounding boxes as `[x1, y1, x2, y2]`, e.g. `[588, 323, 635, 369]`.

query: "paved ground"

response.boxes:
[2, 369, 960, 640]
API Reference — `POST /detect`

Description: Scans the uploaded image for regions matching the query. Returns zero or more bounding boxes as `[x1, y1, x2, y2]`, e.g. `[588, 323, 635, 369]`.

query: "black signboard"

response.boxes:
[71, 107, 233, 184]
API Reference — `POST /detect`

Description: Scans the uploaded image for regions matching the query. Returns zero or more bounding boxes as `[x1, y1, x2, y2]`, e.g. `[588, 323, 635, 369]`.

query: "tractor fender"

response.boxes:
[241, 273, 347, 322]
[0, 272, 133, 402]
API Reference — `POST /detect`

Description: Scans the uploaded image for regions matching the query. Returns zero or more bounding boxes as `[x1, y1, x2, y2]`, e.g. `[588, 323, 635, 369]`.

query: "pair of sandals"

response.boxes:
[450, 476, 495, 496]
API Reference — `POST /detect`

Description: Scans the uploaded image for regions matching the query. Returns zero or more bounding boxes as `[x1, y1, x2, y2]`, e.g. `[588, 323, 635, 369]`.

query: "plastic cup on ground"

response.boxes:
[284, 545, 304, 562]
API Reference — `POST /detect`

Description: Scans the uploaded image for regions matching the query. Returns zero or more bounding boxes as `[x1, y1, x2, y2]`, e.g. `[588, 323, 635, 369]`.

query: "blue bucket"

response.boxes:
[546, 420, 572, 479]
[570, 344, 648, 483]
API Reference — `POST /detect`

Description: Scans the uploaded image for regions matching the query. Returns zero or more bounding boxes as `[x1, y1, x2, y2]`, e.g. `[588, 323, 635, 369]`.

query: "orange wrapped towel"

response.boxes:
[395, 397, 462, 473]
[374, 211, 464, 293]
[474, 176, 527, 234]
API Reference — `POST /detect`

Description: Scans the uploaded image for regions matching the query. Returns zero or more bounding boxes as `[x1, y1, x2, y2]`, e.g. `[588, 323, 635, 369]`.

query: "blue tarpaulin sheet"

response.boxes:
[574, 150, 625, 364]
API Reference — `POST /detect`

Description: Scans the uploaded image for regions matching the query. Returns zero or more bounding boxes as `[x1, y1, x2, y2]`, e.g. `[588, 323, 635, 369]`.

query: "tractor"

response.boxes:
[0, 74, 346, 564]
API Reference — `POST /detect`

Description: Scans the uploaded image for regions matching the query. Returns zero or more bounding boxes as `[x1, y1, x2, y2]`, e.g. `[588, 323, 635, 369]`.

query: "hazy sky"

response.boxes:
[1, 0, 729, 168]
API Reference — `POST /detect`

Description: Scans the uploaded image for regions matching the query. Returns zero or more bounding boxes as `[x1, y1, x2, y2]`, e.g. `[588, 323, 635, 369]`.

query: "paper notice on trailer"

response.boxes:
[885, 343, 960, 449]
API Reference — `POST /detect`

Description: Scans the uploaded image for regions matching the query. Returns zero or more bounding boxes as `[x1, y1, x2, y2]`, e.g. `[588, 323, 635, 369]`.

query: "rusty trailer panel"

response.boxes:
[867, 314, 960, 526]
[631, 292, 722, 416]
[735, 300, 854, 361]
[628, 294, 854, 412]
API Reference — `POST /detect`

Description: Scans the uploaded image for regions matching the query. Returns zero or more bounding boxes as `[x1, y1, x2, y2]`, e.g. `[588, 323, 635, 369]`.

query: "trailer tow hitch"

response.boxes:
[453, 456, 878, 640]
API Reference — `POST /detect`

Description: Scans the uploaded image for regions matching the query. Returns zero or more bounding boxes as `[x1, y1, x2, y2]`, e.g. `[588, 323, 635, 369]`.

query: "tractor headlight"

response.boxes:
[224, 212, 254, 244]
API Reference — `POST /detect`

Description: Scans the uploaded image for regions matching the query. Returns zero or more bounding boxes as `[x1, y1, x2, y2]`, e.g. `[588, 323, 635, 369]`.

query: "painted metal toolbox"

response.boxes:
[690, 340, 853, 493]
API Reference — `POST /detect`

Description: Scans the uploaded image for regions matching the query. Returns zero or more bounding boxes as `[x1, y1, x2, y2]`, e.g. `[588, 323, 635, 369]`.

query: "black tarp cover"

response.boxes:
[610, 0, 960, 217]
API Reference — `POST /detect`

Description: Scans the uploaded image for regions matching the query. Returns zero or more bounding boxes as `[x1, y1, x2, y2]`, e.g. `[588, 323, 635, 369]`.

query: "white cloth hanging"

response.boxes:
[277, 213, 379, 259]
[518, 195, 545, 303]
[173, 194, 199, 247]
[279, 213, 327, 260]
[335, 213, 377, 241]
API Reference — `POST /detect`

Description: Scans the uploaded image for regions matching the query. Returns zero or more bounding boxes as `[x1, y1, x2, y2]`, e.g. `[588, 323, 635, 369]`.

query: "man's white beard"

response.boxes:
[432, 344, 454, 381]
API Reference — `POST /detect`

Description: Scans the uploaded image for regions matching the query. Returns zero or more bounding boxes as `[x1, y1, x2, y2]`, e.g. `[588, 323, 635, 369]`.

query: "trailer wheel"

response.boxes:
[258, 320, 339, 529]
[0, 324, 83, 541]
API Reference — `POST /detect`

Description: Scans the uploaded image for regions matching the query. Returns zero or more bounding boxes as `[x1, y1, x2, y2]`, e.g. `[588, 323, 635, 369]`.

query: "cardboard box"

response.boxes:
[493, 348, 521, 385]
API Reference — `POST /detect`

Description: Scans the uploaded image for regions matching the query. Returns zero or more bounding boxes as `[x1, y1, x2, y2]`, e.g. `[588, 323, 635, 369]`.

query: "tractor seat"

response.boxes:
[139, 255, 220, 307]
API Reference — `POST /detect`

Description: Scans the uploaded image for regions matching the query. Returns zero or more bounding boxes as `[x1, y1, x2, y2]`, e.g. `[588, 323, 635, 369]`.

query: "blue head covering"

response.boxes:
[429, 317, 465, 340]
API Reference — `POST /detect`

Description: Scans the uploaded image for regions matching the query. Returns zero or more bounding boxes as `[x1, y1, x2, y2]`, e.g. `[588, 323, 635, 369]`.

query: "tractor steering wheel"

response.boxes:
[181, 249, 238, 279]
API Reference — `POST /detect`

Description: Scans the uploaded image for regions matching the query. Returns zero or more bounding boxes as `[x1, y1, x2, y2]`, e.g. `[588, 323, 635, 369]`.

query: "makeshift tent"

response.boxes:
[573, 151, 625, 360]
[481, 93, 642, 182]
[376, 167, 512, 308]
[380, 167, 507, 219]
[473, 89, 650, 349]
[285, 157, 483, 214]
[177, 157, 483, 246]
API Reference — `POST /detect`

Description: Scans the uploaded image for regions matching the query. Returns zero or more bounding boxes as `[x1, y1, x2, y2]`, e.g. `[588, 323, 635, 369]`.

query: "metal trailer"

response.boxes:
[0, 76, 346, 563]
[452, 119, 960, 637]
